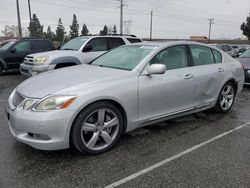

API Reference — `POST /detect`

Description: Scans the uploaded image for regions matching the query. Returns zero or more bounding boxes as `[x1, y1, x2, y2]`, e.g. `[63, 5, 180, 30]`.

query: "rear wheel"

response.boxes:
[214, 82, 235, 113]
[0, 65, 3, 75]
[71, 102, 124, 154]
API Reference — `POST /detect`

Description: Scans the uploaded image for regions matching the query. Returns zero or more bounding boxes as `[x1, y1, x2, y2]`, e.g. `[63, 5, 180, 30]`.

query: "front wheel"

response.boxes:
[71, 102, 124, 154]
[214, 82, 235, 113]
[0, 65, 3, 76]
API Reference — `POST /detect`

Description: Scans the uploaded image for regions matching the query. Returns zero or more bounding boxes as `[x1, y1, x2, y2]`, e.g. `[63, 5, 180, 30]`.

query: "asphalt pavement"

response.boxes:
[0, 73, 250, 188]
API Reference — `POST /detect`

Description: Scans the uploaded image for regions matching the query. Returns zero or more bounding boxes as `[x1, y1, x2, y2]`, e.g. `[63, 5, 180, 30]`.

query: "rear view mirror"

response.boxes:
[10, 48, 16, 53]
[82, 45, 93, 52]
[147, 64, 166, 75]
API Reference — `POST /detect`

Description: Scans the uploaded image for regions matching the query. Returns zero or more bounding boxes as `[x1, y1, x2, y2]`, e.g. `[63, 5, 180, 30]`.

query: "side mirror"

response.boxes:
[10, 48, 16, 53]
[147, 64, 166, 75]
[82, 45, 93, 52]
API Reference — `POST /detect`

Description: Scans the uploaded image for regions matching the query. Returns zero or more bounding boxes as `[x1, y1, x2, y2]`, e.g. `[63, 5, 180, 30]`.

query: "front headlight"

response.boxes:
[33, 56, 49, 64]
[34, 96, 76, 111]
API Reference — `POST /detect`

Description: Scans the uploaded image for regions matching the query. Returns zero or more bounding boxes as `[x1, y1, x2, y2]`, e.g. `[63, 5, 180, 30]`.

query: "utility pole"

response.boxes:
[28, 0, 32, 22]
[16, 0, 22, 38]
[150, 10, 153, 41]
[208, 18, 214, 43]
[119, 0, 124, 35]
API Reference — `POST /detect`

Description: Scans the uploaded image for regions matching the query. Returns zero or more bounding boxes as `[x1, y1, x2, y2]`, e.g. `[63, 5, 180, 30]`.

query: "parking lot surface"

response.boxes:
[1, 73, 250, 188]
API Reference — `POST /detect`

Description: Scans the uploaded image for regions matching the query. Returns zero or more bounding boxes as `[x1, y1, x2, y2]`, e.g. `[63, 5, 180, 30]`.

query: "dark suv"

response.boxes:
[0, 38, 54, 75]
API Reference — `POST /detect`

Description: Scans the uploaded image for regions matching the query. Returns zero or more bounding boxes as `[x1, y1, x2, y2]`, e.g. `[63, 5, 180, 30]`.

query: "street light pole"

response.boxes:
[16, 0, 22, 38]
[120, 0, 124, 35]
[28, 0, 32, 22]
[150, 10, 153, 41]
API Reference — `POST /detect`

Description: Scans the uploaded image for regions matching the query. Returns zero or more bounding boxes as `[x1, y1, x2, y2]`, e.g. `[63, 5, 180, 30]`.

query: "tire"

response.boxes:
[71, 101, 124, 154]
[213, 82, 236, 113]
[0, 65, 3, 76]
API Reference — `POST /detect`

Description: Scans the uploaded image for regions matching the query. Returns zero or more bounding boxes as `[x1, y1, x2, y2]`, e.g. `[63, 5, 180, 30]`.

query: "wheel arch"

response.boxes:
[226, 78, 238, 93]
[69, 99, 128, 146]
[0, 59, 7, 69]
[50, 56, 82, 67]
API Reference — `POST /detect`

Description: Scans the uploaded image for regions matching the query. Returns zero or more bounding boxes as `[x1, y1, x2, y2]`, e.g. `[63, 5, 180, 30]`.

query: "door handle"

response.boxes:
[184, 74, 193, 79]
[218, 68, 224, 73]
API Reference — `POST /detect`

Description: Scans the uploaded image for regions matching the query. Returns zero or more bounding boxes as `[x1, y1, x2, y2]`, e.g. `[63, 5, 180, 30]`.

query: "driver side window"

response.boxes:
[12, 41, 30, 53]
[149, 45, 188, 70]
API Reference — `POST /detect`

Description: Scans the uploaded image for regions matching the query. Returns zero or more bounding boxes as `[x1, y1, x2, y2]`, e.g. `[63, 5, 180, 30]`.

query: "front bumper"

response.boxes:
[6, 104, 75, 150]
[20, 63, 55, 77]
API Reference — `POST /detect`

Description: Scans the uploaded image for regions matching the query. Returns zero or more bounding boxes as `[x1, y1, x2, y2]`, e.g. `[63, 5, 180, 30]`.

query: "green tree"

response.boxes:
[45, 26, 55, 40]
[241, 15, 250, 41]
[100, 25, 108, 35]
[28, 14, 43, 37]
[81, 24, 89, 36]
[55, 18, 65, 42]
[113, 25, 117, 34]
[69, 14, 79, 39]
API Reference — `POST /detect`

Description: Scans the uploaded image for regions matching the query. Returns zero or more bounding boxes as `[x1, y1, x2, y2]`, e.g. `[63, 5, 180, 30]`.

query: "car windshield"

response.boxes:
[91, 45, 156, 71]
[240, 49, 250, 58]
[0, 41, 15, 50]
[61, 37, 88, 51]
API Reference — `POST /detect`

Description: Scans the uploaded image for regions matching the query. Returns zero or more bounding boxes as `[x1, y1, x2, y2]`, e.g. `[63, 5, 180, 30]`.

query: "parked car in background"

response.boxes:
[20, 35, 143, 76]
[7, 41, 244, 154]
[0, 38, 54, 75]
[216, 44, 235, 57]
[237, 49, 250, 85]
[238, 46, 247, 56]
[231, 45, 240, 57]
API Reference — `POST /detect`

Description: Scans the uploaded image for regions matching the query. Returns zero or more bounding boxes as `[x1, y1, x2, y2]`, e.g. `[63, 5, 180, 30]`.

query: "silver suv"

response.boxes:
[20, 36, 142, 76]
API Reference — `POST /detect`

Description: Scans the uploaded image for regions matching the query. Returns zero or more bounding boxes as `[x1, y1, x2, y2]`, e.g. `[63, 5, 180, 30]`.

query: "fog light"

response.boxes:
[28, 132, 50, 140]
[31, 71, 38, 76]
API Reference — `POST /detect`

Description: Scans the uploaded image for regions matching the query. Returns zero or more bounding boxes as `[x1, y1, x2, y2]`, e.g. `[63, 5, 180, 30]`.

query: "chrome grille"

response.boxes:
[24, 56, 34, 64]
[12, 92, 25, 107]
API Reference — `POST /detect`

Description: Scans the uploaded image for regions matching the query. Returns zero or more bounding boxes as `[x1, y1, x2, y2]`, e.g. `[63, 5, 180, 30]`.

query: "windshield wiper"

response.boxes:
[95, 64, 130, 71]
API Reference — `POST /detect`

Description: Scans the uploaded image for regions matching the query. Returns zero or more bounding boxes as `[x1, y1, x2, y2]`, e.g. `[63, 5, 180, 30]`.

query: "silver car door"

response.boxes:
[188, 45, 225, 108]
[82, 38, 107, 63]
[138, 45, 195, 123]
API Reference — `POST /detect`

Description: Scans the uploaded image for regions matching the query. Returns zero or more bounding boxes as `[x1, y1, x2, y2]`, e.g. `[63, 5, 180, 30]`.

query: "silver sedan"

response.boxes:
[6, 41, 244, 154]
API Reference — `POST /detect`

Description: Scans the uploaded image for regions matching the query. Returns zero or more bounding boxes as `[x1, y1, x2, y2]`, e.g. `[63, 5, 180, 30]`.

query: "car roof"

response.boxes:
[125, 41, 217, 49]
[75, 35, 141, 40]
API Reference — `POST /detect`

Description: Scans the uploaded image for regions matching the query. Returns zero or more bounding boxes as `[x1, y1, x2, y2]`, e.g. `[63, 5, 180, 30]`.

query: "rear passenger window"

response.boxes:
[87, 38, 107, 51]
[150, 45, 188, 70]
[108, 38, 125, 50]
[189, 45, 215, 66]
[32, 40, 52, 52]
[126, 38, 142, 43]
[212, 49, 222, 63]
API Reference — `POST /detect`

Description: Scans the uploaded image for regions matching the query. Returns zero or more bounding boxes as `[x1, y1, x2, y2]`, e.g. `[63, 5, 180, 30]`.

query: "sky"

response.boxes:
[0, 0, 249, 39]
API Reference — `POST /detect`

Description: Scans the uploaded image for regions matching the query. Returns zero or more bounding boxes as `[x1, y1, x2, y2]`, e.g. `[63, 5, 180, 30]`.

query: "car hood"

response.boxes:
[16, 64, 131, 98]
[0, 49, 6, 54]
[237, 57, 250, 69]
[28, 50, 80, 58]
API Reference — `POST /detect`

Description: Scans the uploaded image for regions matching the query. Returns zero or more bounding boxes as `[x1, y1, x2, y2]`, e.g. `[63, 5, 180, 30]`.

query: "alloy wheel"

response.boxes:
[80, 108, 119, 151]
[220, 84, 234, 111]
